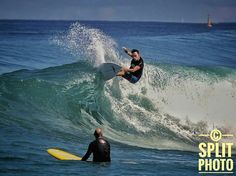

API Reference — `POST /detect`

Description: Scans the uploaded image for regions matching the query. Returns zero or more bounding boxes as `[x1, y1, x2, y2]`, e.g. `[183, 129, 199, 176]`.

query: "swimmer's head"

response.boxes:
[94, 128, 103, 138]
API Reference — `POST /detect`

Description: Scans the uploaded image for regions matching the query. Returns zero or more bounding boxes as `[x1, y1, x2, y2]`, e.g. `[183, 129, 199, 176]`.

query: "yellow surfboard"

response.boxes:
[47, 148, 81, 160]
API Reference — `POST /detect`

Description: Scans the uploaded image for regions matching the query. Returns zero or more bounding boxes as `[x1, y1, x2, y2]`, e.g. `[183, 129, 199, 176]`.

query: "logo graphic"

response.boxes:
[198, 129, 234, 174]
[210, 129, 222, 142]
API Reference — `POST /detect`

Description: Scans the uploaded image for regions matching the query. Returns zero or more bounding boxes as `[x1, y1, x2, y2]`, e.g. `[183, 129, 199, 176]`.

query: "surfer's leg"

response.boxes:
[129, 75, 139, 84]
[122, 72, 132, 80]
[116, 68, 126, 76]
[122, 73, 139, 84]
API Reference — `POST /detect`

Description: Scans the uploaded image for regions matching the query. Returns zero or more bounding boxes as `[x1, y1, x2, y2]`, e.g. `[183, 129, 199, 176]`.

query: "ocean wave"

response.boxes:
[1, 60, 236, 151]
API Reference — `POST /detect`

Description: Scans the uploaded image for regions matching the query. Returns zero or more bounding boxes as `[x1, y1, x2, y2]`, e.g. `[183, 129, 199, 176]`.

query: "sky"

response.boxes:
[0, 0, 236, 23]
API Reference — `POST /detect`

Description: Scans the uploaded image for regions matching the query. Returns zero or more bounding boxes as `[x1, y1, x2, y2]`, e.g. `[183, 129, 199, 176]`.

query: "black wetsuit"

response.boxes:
[123, 57, 144, 83]
[81, 137, 111, 162]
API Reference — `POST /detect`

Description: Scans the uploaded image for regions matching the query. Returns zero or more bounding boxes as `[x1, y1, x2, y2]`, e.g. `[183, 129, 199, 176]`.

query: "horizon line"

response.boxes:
[0, 18, 236, 24]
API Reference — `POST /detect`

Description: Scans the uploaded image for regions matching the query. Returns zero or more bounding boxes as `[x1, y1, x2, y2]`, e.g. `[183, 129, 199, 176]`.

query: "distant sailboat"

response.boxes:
[207, 14, 212, 28]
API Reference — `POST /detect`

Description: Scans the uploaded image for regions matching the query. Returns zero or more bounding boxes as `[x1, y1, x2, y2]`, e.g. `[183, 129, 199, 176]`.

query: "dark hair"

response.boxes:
[94, 129, 102, 138]
[131, 49, 139, 54]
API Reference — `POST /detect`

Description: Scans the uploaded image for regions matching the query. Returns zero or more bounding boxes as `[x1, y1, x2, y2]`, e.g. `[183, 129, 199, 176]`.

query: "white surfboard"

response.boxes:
[98, 63, 122, 81]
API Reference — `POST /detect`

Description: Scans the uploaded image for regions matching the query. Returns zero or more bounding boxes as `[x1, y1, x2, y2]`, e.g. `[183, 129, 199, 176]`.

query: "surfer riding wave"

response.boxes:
[117, 47, 144, 84]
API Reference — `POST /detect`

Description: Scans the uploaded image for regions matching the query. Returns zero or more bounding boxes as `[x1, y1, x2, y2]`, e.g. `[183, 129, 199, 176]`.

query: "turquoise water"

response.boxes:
[0, 20, 236, 175]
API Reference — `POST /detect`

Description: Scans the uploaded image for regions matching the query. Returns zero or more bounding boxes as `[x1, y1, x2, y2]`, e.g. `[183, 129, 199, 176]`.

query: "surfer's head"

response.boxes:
[131, 49, 140, 61]
[94, 128, 103, 138]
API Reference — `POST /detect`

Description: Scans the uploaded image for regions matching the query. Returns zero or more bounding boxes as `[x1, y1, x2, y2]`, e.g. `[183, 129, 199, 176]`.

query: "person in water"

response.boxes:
[82, 128, 111, 162]
[116, 47, 144, 84]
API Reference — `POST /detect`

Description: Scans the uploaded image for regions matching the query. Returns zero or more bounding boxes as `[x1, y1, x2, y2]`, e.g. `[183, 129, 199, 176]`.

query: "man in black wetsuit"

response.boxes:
[116, 47, 144, 84]
[81, 128, 111, 162]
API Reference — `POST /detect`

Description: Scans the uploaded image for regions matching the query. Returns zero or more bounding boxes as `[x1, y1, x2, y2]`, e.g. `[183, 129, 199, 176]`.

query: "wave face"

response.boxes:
[1, 21, 236, 152]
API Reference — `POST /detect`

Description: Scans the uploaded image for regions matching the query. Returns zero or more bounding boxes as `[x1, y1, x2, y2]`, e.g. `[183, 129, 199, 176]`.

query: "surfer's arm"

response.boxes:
[122, 47, 132, 57]
[125, 66, 141, 73]
[81, 143, 92, 161]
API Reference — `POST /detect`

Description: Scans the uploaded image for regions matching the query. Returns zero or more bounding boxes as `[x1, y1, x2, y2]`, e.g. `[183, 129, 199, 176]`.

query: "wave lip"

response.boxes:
[52, 22, 120, 67]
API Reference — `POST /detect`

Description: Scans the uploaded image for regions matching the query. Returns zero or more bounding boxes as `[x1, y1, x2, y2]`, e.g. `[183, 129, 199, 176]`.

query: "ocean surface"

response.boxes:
[0, 20, 236, 175]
